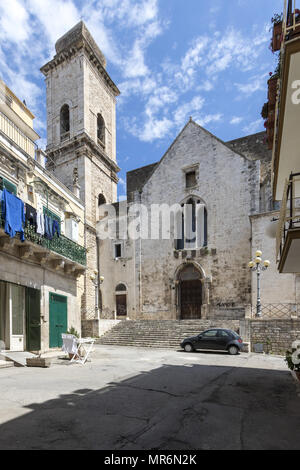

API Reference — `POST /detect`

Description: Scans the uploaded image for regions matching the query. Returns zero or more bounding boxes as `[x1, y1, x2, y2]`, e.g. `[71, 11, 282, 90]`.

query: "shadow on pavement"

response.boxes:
[0, 363, 299, 450]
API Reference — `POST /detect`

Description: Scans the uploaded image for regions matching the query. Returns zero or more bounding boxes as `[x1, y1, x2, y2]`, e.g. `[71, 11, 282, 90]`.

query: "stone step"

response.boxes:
[0, 359, 14, 369]
[97, 319, 241, 350]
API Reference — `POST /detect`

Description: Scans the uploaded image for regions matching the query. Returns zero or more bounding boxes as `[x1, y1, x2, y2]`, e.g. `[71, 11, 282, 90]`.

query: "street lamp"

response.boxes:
[90, 271, 104, 320]
[248, 251, 270, 318]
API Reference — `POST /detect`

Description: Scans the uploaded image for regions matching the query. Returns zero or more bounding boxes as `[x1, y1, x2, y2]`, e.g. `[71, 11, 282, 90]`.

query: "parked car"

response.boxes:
[180, 328, 243, 355]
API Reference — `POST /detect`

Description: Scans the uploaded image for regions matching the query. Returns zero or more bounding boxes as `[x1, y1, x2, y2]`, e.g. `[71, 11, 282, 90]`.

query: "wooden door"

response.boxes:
[49, 293, 67, 348]
[26, 287, 41, 352]
[180, 280, 202, 319]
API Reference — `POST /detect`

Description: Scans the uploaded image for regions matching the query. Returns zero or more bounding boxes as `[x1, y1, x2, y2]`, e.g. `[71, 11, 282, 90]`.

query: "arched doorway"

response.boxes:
[178, 264, 202, 319]
[115, 283, 127, 317]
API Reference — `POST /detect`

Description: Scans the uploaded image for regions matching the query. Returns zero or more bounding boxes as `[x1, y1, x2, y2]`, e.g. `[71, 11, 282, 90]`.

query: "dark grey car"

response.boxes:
[180, 328, 243, 355]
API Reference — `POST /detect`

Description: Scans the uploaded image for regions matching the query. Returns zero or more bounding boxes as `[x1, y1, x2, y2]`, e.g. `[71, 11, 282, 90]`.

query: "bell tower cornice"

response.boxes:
[40, 21, 120, 98]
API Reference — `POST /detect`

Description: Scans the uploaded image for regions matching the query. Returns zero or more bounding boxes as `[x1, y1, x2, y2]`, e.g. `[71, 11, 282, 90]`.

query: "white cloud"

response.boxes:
[242, 119, 263, 134]
[230, 116, 244, 125]
[235, 73, 268, 96]
[195, 114, 223, 127]
[0, 0, 30, 43]
[26, 0, 80, 50]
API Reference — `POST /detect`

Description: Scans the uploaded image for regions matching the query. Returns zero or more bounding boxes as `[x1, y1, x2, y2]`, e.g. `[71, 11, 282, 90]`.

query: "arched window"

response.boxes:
[60, 104, 70, 136]
[116, 283, 127, 292]
[175, 197, 207, 250]
[98, 193, 106, 206]
[97, 114, 105, 147]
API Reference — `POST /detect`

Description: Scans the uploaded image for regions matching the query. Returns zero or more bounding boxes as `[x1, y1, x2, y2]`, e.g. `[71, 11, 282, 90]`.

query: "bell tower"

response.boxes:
[41, 21, 120, 318]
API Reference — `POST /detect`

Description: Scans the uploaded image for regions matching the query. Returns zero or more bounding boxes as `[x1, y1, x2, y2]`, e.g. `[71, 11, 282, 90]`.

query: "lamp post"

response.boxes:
[90, 271, 104, 320]
[248, 251, 270, 318]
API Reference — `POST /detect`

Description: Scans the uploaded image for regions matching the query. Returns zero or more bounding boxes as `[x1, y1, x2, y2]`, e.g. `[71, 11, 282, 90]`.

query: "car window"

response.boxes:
[230, 331, 240, 338]
[202, 330, 218, 337]
[218, 330, 230, 337]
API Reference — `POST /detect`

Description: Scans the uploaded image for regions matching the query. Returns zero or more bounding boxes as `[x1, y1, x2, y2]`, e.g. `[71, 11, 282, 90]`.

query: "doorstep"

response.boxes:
[0, 359, 14, 369]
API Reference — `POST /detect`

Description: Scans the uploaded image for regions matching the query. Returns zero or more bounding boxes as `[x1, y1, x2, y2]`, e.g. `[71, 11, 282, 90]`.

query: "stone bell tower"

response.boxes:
[41, 21, 120, 320]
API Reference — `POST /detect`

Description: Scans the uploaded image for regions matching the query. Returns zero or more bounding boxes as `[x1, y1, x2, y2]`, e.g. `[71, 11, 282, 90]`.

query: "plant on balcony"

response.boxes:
[270, 13, 283, 52]
[261, 102, 269, 120]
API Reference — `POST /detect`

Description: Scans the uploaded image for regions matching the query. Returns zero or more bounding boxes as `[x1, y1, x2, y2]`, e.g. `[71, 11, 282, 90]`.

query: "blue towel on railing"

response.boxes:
[1, 189, 25, 242]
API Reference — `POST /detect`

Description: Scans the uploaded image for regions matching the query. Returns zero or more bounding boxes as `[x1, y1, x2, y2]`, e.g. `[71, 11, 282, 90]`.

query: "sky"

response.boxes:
[0, 0, 283, 199]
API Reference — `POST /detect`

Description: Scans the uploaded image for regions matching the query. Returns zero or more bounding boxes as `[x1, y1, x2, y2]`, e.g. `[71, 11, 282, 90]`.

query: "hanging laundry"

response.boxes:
[25, 203, 37, 230]
[52, 219, 60, 238]
[1, 189, 25, 242]
[44, 214, 54, 240]
[36, 210, 45, 236]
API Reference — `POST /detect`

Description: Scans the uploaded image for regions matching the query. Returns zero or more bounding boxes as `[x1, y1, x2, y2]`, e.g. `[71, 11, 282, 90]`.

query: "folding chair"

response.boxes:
[75, 337, 96, 365]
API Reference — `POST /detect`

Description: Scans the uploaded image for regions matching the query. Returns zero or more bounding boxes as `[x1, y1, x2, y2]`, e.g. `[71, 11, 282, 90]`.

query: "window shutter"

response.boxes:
[0, 176, 17, 195]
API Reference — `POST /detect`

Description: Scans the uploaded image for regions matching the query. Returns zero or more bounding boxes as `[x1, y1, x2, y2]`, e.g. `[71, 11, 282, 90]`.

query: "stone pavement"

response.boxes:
[0, 346, 299, 450]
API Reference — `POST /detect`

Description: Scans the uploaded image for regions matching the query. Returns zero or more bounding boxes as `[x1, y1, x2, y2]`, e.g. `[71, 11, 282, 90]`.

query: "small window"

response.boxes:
[98, 194, 106, 206]
[115, 244, 122, 259]
[0, 176, 17, 195]
[60, 104, 70, 136]
[97, 114, 105, 147]
[186, 171, 196, 188]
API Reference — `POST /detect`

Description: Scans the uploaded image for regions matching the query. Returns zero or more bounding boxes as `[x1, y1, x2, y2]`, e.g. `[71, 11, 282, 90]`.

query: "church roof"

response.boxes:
[127, 162, 159, 202]
[226, 132, 271, 163]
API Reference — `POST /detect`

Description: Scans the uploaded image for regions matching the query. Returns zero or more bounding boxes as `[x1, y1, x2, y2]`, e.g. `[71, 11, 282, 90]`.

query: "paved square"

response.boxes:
[0, 346, 299, 450]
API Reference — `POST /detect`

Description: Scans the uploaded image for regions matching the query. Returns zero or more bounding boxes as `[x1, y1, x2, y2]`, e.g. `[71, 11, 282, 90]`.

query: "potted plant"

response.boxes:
[285, 347, 300, 382]
[271, 14, 283, 52]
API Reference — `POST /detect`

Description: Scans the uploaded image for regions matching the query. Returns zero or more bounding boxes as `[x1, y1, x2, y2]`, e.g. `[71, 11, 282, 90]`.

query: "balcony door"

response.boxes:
[0, 282, 26, 351]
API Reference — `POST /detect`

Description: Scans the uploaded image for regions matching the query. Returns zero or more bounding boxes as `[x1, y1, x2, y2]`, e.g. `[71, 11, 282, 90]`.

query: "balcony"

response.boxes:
[276, 173, 300, 272]
[0, 205, 86, 275]
[0, 111, 36, 159]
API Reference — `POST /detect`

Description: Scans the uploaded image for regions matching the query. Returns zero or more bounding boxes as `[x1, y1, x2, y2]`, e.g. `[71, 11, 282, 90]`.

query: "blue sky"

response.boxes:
[0, 0, 283, 198]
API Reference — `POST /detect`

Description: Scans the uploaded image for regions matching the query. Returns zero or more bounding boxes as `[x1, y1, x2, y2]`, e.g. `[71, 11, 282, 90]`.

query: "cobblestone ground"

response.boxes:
[0, 346, 299, 450]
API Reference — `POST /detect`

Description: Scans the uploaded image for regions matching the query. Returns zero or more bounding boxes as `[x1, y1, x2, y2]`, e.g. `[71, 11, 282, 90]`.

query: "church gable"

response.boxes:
[140, 120, 258, 209]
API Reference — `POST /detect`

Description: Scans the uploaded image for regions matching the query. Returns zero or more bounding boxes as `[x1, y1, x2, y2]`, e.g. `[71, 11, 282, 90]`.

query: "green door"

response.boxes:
[49, 293, 68, 348]
[26, 288, 41, 352]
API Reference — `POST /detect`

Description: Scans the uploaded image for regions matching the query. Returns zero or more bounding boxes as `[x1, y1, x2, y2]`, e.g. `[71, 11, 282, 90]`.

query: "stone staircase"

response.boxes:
[96, 319, 241, 349]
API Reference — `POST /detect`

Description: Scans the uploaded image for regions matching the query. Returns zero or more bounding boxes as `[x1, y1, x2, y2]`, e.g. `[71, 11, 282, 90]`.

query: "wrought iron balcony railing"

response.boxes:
[276, 173, 300, 261]
[0, 208, 86, 266]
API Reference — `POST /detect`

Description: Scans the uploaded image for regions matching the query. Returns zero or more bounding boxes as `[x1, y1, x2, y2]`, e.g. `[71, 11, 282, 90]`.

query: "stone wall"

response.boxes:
[250, 319, 300, 355]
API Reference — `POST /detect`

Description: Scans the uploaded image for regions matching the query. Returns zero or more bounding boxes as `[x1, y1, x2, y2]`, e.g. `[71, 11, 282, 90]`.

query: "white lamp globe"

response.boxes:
[256, 250, 263, 258]
[255, 257, 262, 264]
[248, 261, 255, 268]
[264, 260, 271, 268]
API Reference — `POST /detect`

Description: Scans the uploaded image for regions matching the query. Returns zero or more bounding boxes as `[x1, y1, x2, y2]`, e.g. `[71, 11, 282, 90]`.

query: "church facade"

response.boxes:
[97, 123, 299, 321]
[41, 21, 299, 327]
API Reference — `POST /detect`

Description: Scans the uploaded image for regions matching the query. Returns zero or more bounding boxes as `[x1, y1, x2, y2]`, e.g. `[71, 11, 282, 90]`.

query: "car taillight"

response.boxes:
[238, 339, 243, 343]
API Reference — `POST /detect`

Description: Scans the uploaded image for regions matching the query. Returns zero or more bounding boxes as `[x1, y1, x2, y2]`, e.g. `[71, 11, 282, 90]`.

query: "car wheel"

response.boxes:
[228, 345, 239, 356]
[184, 343, 194, 353]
